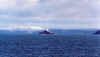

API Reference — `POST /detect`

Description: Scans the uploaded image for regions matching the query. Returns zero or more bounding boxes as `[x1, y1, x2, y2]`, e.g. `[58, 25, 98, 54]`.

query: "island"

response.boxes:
[94, 30, 100, 34]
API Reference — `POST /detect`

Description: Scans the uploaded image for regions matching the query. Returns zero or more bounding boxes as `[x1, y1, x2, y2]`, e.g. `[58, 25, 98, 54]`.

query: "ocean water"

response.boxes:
[0, 29, 100, 57]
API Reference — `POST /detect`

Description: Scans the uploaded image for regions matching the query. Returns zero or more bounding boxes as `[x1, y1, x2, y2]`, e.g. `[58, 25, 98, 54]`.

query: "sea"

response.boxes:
[0, 29, 100, 57]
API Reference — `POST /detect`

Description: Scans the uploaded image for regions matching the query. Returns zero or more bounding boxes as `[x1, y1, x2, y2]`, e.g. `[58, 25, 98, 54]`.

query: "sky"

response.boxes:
[0, 0, 100, 29]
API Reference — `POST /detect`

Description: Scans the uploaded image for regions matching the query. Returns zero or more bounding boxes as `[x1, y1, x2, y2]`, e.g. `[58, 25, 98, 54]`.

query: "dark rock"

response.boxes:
[94, 31, 100, 34]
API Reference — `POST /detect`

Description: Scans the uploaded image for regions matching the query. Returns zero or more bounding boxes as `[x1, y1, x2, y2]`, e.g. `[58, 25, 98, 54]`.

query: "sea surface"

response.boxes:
[0, 29, 100, 57]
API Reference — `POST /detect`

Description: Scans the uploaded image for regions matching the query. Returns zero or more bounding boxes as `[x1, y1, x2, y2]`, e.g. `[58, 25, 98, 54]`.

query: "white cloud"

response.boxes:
[0, 0, 100, 29]
[0, 0, 39, 10]
[0, 25, 44, 30]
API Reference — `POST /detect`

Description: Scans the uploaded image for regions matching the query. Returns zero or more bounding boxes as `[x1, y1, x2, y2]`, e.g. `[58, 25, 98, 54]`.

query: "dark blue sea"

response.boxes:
[0, 29, 100, 57]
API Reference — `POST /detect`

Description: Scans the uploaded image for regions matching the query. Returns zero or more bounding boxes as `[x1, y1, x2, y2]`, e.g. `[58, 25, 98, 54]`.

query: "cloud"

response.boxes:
[0, 0, 39, 10]
[40, 0, 100, 18]
[0, 25, 44, 30]
[0, 0, 100, 29]
[29, 0, 100, 26]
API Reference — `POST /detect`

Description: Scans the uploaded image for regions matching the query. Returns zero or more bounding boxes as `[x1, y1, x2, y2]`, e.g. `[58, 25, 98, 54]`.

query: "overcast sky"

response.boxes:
[0, 0, 100, 29]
